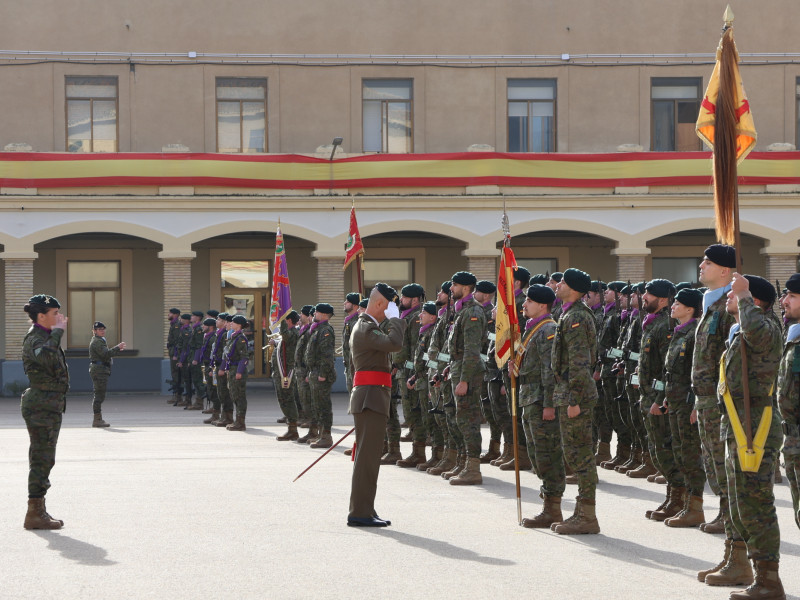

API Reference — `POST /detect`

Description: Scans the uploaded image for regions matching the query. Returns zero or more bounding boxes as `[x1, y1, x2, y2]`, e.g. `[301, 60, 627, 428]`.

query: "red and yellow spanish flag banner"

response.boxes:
[343, 204, 364, 270]
[494, 244, 519, 368]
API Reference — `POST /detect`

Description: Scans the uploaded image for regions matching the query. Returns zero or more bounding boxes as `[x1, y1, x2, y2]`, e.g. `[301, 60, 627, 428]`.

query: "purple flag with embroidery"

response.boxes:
[269, 225, 292, 332]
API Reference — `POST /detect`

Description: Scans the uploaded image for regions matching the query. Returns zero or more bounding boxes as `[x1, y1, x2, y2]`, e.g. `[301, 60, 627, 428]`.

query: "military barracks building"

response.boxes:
[1, 0, 799, 392]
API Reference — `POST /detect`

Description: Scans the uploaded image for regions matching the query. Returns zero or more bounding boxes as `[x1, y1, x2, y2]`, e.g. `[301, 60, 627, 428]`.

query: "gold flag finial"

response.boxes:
[723, 5, 734, 27]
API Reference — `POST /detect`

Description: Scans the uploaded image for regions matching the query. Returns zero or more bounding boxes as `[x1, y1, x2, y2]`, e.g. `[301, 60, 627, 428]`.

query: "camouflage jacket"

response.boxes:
[392, 305, 423, 375]
[222, 330, 249, 376]
[210, 328, 227, 369]
[622, 311, 642, 381]
[187, 322, 204, 360]
[482, 302, 500, 382]
[663, 318, 697, 408]
[776, 323, 800, 454]
[638, 308, 671, 406]
[272, 319, 299, 373]
[551, 300, 598, 409]
[89, 335, 121, 374]
[412, 321, 435, 391]
[517, 315, 557, 408]
[305, 320, 337, 382]
[342, 311, 358, 372]
[514, 289, 527, 331]
[167, 317, 181, 353]
[720, 298, 782, 439]
[22, 324, 70, 393]
[426, 306, 452, 378]
[692, 290, 735, 409]
[446, 294, 487, 383]
[174, 323, 192, 361]
[598, 303, 620, 377]
[295, 325, 310, 372]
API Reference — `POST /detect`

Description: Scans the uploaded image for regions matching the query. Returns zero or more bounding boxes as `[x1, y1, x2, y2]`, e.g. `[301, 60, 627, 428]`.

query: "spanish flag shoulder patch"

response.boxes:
[470, 317, 478, 321]
[571, 323, 580, 329]
[547, 334, 555, 340]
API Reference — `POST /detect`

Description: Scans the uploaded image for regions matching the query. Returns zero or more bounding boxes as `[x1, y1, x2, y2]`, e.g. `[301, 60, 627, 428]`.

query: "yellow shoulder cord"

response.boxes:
[514, 318, 556, 370]
[718, 355, 772, 472]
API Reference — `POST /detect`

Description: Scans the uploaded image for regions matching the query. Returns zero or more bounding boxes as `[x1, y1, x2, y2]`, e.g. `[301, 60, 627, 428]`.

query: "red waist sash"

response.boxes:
[353, 370, 392, 387]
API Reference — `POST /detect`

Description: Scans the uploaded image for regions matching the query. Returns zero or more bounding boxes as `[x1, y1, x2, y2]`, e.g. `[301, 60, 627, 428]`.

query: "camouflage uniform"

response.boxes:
[223, 330, 249, 417]
[21, 324, 70, 497]
[175, 322, 193, 399]
[88, 334, 122, 414]
[479, 302, 501, 445]
[776, 322, 800, 529]
[305, 321, 337, 431]
[598, 301, 631, 450]
[519, 314, 564, 497]
[722, 297, 783, 562]
[272, 319, 299, 422]
[446, 294, 487, 460]
[210, 328, 230, 414]
[589, 302, 608, 448]
[622, 311, 647, 455]
[196, 328, 217, 410]
[427, 307, 453, 450]
[294, 324, 312, 423]
[342, 311, 358, 391]
[411, 320, 436, 444]
[486, 337, 512, 447]
[167, 316, 182, 393]
[188, 322, 206, 401]
[664, 318, 706, 497]
[394, 305, 424, 439]
[552, 300, 599, 500]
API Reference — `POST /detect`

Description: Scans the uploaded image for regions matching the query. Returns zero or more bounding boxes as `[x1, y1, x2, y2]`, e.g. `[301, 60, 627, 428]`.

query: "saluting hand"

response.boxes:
[54, 313, 68, 330]
[730, 272, 751, 299]
[117, 342, 127, 351]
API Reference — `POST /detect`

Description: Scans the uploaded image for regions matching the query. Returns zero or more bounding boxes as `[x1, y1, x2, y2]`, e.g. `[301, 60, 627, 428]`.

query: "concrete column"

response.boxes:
[1, 253, 37, 360]
[611, 248, 650, 282]
[159, 251, 195, 359]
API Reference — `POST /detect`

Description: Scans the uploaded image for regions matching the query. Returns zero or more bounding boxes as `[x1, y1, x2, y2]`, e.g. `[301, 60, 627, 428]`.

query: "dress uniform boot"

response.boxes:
[626, 451, 657, 478]
[417, 446, 443, 471]
[480, 439, 501, 463]
[379, 442, 402, 465]
[729, 560, 785, 600]
[522, 495, 562, 528]
[490, 443, 512, 466]
[296, 425, 318, 444]
[616, 449, 641, 473]
[705, 541, 754, 587]
[645, 485, 671, 520]
[698, 538, 732, 582]
[601, 444, 630, 470]
[651, 486, 685, 521]
[450, 457, 483, 486]
[595, 441, 612, 465]
[277, 423, 299, 441]
[665, 494, 705, 528]
[442, 452, 466, 480]
[396, 442, 427, 468]
[226, 415, 246, 431]
[499, 446, 533, 471]
[24, 498, 63, 530]
[92, 413, 110, 428]
[428, 449, 456, 475]
[214, 411, 234, 427]
[203, 411, 220, 424]
[552, 498, 600, 535]
[311, 430, 333, 448]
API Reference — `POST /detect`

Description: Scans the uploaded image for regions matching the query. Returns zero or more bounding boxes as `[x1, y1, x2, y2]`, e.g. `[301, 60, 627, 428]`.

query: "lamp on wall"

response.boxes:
[329, 137, 343, 195]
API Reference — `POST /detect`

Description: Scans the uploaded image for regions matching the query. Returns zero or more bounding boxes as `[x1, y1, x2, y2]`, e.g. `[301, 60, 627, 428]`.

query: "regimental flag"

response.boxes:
[494, 245, 519, 368]
[343, 205, 364, 270]
[269, 225, 292, 333]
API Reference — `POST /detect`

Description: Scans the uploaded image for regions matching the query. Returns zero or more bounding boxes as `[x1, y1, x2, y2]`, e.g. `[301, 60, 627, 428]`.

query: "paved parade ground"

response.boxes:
[1, 385, 798, 600]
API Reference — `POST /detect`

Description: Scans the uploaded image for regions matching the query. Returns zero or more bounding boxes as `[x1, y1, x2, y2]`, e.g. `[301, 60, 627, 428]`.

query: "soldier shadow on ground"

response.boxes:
[364, 528, 516, 566]
[478, 474, 666, 504]
[33, 531, 117, 566]
[98, 428, 132, 433]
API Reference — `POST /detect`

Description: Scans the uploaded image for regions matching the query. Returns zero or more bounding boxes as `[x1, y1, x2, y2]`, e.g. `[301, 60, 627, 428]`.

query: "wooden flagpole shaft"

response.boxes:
[356, 255, 364, 297]
[506, 260, 523, 525]
[732, 190, 754, 452]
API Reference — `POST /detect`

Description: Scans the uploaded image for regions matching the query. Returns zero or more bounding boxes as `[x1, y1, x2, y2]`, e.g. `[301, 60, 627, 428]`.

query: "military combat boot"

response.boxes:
[645, 485, 671, 520]
[169, 392, 179, 404]
[490, 443, 512, 466]
[296, 425, 319, 444]
[704, 541, 753, 587]
[616, 448, 642, 473]
[399, 430, 413, 442]
[226, 415, 246, 431]
[499, 446, 533, 471]
[201, 405, 215, 414]
[277, 423, 299, 441]
[310, 430, 333, 448]
[397, 442, 427, 468]
[595, 441, 612, 465]
[650, 486, 685, 521]
[380, 441, 402, 465]
[214, 411, 234, 427]
[552, 498, 600, 535]
[652, 474, 667, 484]
[177, 394, 191, 407]
[601, 444, 630, 470]
[522, 495, 563, 528]
[185, 396, 203, 410]
[428, 449, 456, 475]
[277, 416, 288, 424]
[730, 560, 785, 600]
[450, 457, 482, 485]
[24, 498, 63, 530]
[665, 494, 705, 528]
[626, 451, 657, 478]
[700, 498, 725, 533]
[203, 411, 220, 424]
[442, 452, 466, 480]
[698, 538, 732, 582]
[480, 439, 501, 463]
[92, 413, 110, 428]
[417, 446, 443, 471]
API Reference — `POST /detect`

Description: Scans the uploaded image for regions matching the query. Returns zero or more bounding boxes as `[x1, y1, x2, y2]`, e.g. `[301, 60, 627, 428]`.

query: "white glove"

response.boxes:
[384, 302, 400, 320]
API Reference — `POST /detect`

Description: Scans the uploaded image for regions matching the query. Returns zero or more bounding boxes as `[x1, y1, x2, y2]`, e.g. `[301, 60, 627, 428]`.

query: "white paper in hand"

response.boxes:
[384, 302, 400, 320]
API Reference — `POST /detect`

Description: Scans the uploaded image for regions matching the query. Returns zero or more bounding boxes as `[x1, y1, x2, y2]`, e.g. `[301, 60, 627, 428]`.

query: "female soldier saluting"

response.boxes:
[21, 294, 69, 530]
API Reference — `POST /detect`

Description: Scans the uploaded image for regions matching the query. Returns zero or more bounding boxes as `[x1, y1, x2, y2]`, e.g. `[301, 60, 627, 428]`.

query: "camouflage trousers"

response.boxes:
[294, 368, 311, 422]
[385, 378, 401, 444]
[783, 449, 800, 531]
[422, 387, 445, 447]
[602, 376, 631, 446]
[90, 370, 109, 414]
[503, 371, 527, 449]
[204, 364, 220, 411]
[642, 407, 683, 487]
[487, 376, 513, 444]
[397, 370, 412, 426]
[180, 363, 194, 398]
[480, 379, 500, 442]
[558, 405, 598, 501]
[406, 387, 428, 443]
[309, 377, 333, 430]
[592, 379, 612, 446]
[344, 360, 354, 393]
[626, 383, 648, 452]
[217, 372, 233, 412]
[444, 379, 464, 452]
[454, 373, 484, 459]
[668, 401, 706, 496]
[429, 380, 451, 449]
[273, 373, 298, 422]
[523, 402, 565, 498]
[725, 410, 782, 562]
[21, 388, 65, 497]
[697, 403, 730, 525]
[169, 357, 182, 394]
[227, 373, 247, 417]
[190, 362, 206, 401]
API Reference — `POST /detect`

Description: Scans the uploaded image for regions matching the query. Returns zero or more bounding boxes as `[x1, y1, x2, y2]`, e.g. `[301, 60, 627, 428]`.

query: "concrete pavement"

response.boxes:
[1, 386, 798, 599]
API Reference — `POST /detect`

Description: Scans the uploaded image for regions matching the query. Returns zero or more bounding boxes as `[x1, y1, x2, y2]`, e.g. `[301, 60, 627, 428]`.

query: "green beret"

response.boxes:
[301, 305, 314, 316]
[169, 307, 180, 315]
[452, 271, 477, 286]
[191, 310, 204, 318]
[562, 268, 591, 294]
[607, 281, 626, 293]
[422, 301, 437, 315]
[675, 282, 693, 292]
[28, 294, 61, 309]
[374, 283, 398, 303]
[704, 244, 736, 268]
[744, 275, 776, 305]
[513, 267, 531, 285]
[232, 315, 248, 326]
[217, 312, 230, 320]
[645, 278, 676, 299]
[401, 283, 425, 299]
[315, 302, 334, 315]
[476, 280, 496, 294]
[207, 309, 220, 318]
[530, 273, 548, 285]
[224, 313, 234, 322]
[359, 298, 368, 308]
[346, 292, 361, 305]
[589, 280, 607, 293]
[550, 272, 563, 283]
[181, 313, 192, 320]
[440, 281, 452, 294]
[786, 273, 800, 294]
[527, 284, 556, 304]
[203, 318, 216, 326]
[286, 310, 300, 322]
[93, 321, 106, 329]
[675, 288, 703, 311]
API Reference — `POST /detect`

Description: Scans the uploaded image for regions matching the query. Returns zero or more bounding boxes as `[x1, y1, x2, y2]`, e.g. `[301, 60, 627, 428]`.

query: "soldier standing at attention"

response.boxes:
[174, 313, 192, 406]
[693, 244, 737, 540]
[272, 311, 301, 441]
[511, 284, 563, 528]
[166, 307, 182, 403]
[88, 321, 126, 427]
[342, 292, 361, 392]
[712, 274, 784, 598]
[550, 268, 600, 535]
[347, 284, 405, 527]
[473, 280, 502, 463]
[185, 311, 207, 411]
[206, 313, 229, 425]
[197, 318, 218, 421]
[414, 301, 444, 471]
[294, 306, 315, 436]
[305, 303, 337, 448]
[224, 315, 250, 431]
[548, 272, 564, 320]
[214, 314, 235, 427]
[445, 271, 487, 486]
[393, 284, 425, 447]
[21, 294, 69, 530]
